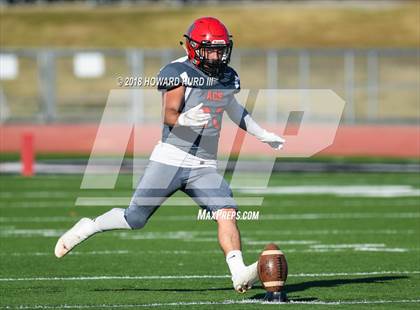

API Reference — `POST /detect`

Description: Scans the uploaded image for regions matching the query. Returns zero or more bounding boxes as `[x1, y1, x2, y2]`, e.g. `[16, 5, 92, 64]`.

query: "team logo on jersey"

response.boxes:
[206, 90, 224, 101]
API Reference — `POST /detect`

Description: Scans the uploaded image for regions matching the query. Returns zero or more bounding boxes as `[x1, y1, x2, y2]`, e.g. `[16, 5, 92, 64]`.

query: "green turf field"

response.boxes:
[0, 172, 419, 309]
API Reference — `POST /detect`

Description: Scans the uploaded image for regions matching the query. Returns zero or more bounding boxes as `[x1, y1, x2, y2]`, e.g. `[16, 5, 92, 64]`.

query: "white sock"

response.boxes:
[247, 261, 259, 284]
[93, 208, 132, 231]
[226, 250, 246, 277]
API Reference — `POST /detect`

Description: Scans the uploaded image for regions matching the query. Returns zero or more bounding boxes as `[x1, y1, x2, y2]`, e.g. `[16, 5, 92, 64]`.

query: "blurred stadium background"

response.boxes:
[0, 0, 419, 163]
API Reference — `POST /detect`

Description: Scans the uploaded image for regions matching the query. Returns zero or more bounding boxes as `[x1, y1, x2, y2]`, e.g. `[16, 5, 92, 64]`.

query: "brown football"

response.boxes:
[257, 243, 288, 292]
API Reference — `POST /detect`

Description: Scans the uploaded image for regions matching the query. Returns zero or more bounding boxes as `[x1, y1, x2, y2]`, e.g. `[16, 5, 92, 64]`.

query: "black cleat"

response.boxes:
[263, 291, 288, 302]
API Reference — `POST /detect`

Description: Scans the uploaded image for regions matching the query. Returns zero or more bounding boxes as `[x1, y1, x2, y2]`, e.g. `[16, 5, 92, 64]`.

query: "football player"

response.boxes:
[54, 17, 285, 293]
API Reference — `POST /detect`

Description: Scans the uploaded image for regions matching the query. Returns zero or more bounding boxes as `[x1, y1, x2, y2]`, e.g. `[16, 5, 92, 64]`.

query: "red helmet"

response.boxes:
[184, 17, 233, 77]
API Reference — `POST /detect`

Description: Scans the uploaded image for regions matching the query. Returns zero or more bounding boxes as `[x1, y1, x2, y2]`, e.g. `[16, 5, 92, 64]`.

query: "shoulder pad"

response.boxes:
[157, 61, 187, 91]
[225, 66, 241, 93]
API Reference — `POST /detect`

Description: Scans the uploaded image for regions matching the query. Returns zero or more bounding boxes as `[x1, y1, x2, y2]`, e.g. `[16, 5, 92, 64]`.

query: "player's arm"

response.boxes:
[162, 86, 185, 126]
[162, 86, 211, 127]
[226, 97, 285, 150]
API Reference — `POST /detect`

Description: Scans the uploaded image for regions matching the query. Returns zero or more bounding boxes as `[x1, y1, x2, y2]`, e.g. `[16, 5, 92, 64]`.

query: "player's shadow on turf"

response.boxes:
[250, 276, 407, 301]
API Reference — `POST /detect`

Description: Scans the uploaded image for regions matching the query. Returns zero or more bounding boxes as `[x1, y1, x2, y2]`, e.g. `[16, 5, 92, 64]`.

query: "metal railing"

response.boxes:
[0, 48, 418, 124]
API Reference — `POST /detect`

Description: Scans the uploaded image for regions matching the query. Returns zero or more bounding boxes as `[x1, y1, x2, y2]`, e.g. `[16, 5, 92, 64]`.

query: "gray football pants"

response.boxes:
[124, 160, 237, 229]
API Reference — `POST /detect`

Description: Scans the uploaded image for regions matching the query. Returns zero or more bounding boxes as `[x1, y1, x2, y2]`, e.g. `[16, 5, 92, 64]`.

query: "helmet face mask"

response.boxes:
[186, 38, 233, 77]
[184, 17, 233, 77]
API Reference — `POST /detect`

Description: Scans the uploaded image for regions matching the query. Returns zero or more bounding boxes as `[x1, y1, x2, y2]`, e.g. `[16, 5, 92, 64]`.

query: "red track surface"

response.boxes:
[1, 124, 419, 158]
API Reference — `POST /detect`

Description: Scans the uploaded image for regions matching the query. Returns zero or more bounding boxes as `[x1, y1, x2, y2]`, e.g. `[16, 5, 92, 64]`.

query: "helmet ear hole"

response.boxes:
[190, 41, 198, 48]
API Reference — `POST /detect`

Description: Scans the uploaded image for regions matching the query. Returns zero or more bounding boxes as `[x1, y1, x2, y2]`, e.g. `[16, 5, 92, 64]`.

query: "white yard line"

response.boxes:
[1, 185, 419, 199]
[0, 250, 219, 257]
[1, 213, 418, 229]
[150, 212, 420, 221]
[1, 299, 420, 309]
[0, 222, 415, 236]
[0, 229, 65, 237]
[308, 243, 409, 252]
[0, 250, 133, 257]
[75, 197, 264, 207]
[247, 240, 319, 245]
[1, 245, 415, 257]
[0, 202, 74, 208]
[0, 192, 79, 199]
[251, 229, 417, 235]
[2, 198, 419, 209]
[0, 275, 230, 282]
[260, 212, 420, 220]
[0, 217, 73, 223]
[121, 212, 420, 221]
[1, 225, 418, 239]
[0, 270, 419, 282]
[238, 185, 420, 197]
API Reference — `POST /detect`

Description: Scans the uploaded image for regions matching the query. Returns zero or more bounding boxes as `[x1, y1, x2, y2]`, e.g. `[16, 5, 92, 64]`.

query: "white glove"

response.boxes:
[258, 130, 286, 150]
[242, 115, 285, 150]
[177, 103, 211, 127]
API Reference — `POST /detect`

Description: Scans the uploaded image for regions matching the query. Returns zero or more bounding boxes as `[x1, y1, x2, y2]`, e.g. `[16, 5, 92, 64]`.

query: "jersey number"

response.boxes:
[202, 106, 224, 129]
